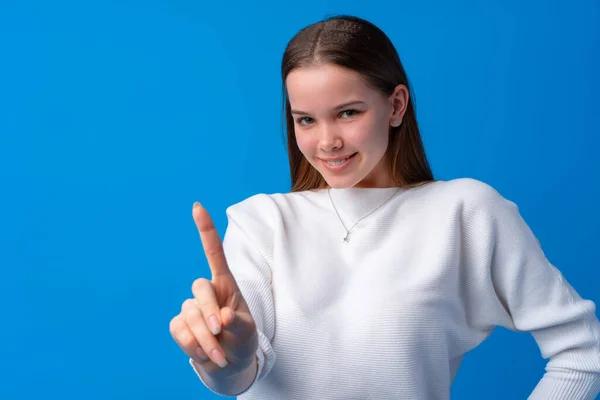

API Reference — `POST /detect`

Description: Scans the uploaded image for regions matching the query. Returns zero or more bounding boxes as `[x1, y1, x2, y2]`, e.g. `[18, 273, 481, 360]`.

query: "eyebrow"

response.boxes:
[290, 101, 366, 116]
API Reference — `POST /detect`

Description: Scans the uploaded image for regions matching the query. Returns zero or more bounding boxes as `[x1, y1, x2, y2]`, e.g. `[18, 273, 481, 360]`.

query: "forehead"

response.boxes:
[286, 64, 376, 108]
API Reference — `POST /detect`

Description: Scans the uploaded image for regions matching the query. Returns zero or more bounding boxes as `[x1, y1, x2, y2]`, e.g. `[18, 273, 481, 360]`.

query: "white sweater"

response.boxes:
[190, 178, 600, 399]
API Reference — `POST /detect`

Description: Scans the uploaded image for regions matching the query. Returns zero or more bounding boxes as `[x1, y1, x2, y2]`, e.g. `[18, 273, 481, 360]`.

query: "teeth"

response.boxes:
[326, 158, 349, 166]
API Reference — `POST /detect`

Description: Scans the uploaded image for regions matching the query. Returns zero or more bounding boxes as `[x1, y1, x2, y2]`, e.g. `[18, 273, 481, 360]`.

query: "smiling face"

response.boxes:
[286, 63, 408, 188]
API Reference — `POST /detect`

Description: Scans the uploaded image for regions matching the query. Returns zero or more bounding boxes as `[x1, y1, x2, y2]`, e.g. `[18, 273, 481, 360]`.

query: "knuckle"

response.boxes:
[185, 307, 204, 324]
[205, 246, 224, 260]
[180, 332, 197, 349]
[169, 315, 185, 336]
[170, 320, 196, 350]
[195, 294, 214, 309]
[181, 298, 196, 312]
[169, 319, 177, 336]
[192, 278, 210, 293]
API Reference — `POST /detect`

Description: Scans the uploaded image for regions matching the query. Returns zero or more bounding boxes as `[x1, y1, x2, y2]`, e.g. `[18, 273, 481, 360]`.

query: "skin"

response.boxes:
[169, 63, 411, 390]
[170, 203, 259, 395]
[286, 63, 410, 188]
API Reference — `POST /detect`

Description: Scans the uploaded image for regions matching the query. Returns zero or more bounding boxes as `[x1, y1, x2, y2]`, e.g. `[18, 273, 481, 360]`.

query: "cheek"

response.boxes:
[346, 118, 388, 150]
[295, 131, 315, 155]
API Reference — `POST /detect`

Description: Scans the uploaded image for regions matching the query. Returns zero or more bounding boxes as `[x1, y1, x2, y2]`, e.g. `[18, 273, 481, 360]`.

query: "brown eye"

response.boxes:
[298, 117, 314, 125]
[340, 109, 360, 118]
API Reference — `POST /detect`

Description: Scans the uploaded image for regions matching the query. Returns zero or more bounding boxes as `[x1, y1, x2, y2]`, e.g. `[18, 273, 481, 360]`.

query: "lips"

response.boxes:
[319, 153, 357, 162]
[319, 152, 358, 171]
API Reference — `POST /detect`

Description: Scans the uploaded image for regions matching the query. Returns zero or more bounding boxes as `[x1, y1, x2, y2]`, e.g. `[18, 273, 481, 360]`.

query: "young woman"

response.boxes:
[169, 15, 600, 399]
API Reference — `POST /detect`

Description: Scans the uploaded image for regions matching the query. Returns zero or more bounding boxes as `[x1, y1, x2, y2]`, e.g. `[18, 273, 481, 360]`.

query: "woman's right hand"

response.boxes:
[170, 202, 259, 376]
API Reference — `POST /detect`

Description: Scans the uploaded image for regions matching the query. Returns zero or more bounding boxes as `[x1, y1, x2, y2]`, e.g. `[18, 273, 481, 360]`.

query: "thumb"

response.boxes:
[220, 306, 256, 336]
[220, 306, 236, 327]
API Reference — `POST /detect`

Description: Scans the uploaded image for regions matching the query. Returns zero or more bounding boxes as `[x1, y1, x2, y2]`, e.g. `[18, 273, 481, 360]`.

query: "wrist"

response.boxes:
[192, 354, 259, 396]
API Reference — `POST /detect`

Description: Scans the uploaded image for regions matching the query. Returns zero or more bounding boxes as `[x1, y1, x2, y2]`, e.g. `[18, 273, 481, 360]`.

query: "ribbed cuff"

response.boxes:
[189, 329, 276, 396]
[528, 371, 600, 400]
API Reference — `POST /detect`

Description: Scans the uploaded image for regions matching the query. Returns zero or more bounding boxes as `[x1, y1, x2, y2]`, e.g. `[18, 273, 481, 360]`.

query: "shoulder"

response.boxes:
[225, 193, 277, 226]
[416, 178, 517, 217]
[226, 192, 274, 215]
[225, 190, 319, 225]
[222, 190, 319, 254]
[427, 177, 510, 203]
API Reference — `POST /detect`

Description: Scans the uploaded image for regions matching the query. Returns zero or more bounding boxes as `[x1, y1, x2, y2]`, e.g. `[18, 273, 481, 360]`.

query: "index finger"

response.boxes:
[192, 202, 233, 279]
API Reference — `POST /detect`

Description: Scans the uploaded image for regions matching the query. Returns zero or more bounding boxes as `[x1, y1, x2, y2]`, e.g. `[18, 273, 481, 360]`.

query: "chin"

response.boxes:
[323, 174, 365, 189]
[326, 182, 353, 189]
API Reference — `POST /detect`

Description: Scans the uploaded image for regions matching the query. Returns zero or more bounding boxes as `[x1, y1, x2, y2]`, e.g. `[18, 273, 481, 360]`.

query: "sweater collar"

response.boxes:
[326, 186, 404, 225]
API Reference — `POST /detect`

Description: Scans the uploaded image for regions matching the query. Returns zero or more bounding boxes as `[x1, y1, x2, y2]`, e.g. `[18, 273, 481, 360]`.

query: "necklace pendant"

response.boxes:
[343, 233, 350, 243]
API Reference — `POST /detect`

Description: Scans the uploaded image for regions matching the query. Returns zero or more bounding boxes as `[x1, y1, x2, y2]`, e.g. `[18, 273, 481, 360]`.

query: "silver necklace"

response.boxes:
[327, 187, 401, 243]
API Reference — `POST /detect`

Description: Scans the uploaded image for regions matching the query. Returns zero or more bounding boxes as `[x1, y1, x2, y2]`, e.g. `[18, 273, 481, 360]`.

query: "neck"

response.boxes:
[327, 186, 402, 225]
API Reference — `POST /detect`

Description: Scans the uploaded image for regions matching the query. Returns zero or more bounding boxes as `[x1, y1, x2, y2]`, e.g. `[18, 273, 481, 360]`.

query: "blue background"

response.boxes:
[1, 0, 598, 399]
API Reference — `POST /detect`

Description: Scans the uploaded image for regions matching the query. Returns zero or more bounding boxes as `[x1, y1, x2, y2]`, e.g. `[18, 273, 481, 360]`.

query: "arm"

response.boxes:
[463, 183, 600, 399]
[190, 196, 277, 396]
[190, 356, 258, 397]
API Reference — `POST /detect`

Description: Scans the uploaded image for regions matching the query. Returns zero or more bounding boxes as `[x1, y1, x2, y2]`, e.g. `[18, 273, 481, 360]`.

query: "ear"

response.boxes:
[389, 84, 409, 127]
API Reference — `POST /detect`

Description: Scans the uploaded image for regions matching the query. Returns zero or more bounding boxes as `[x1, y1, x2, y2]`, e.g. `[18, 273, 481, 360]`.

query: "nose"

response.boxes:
[318, 123, 343, 153]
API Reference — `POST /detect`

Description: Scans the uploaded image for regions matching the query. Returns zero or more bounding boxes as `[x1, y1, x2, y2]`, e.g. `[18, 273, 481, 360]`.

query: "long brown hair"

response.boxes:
[281, 15, 434, 192]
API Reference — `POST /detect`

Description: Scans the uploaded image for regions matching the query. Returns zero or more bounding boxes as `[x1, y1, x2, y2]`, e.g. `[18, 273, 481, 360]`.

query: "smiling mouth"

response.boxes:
[321, 153, 357, 166]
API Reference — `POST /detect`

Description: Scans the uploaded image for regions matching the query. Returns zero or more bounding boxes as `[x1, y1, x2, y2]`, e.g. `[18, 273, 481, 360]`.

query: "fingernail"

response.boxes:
[212, 349, 228, 368]
[193, 201, 200, 208]
[209, 315, 221, 335]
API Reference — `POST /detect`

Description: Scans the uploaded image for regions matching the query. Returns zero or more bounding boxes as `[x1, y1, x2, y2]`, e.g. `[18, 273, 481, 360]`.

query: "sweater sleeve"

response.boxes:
[463, 182, 600, 399]
[190, 195, 277, 395]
